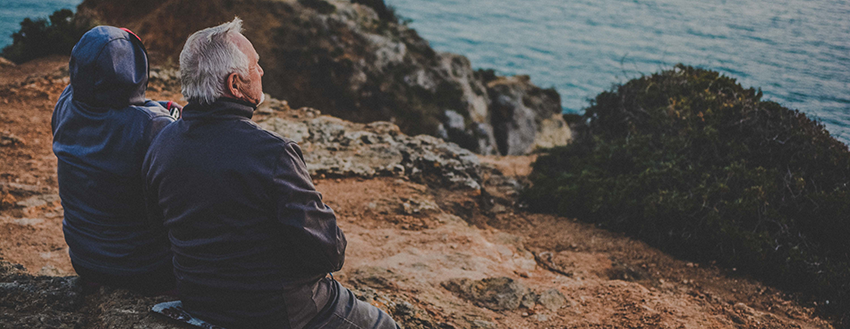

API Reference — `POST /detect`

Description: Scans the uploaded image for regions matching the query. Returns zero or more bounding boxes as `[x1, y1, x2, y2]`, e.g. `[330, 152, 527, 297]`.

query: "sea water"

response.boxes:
[2, 0, 849, 143]
[386, 0, 850, 144]
[0, 0, 81, 49]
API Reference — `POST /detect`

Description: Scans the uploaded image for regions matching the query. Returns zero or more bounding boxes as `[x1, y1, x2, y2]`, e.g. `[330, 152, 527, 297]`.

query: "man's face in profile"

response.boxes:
[233, 33, 264, 105]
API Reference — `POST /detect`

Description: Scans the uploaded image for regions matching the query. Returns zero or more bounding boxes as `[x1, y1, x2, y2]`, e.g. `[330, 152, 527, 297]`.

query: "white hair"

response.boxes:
[179, 17, 249, 104]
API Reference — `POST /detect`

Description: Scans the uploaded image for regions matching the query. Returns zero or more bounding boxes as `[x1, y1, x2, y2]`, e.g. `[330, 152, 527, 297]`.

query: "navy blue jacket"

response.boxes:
[142, 99, 346, 328]
[52, 26, 175, 276]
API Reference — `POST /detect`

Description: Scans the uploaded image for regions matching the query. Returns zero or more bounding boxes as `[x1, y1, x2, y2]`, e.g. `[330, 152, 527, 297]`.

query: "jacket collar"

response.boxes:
[182, 98, 256, 121]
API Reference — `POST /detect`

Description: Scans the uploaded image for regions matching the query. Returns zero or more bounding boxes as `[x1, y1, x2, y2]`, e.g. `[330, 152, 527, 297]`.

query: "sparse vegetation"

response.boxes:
[351, 0, 397, 22]
[475, 68, 499, 84]
[1, 9, 94, 64]
[298, 0, 336, 14]
[525, 65, 850, 321]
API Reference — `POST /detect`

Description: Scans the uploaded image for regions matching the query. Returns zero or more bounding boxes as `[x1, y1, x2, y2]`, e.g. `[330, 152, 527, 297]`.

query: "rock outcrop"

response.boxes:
[77, 0, 570, 155]
[256, 96, 485, 190]
[442, 277, 535, 311]
[441, 277, 569, 312]
[486, 75, 570, 155]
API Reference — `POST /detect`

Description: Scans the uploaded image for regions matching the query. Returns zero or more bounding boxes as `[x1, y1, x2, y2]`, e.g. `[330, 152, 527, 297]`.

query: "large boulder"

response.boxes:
[256, 99, 484, 190]
[487, 75, 571, 155]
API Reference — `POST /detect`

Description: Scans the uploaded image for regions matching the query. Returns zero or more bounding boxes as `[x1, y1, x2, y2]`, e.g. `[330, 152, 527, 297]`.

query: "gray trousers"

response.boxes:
[306, 278, 400, 329]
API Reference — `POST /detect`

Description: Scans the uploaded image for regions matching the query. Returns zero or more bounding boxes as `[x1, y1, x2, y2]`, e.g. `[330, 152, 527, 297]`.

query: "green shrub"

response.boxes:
[525, 65, 850, 320]
[2, 9, 93, 64]
[351, 0, 397, 22]
[475, 68, 499, 84]
[298, 0, 336, 14]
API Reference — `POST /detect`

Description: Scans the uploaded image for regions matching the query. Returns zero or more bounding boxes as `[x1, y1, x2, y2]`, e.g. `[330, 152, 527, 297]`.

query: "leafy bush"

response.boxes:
[525, 65, 850, 320]
[351, 0, 398, 22]
[298, 0, 336, 14]
[1, 9, 93, 64]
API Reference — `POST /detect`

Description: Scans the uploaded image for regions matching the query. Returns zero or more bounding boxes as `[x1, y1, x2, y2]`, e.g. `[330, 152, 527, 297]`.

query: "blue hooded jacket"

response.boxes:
[51, 26, 175, 276]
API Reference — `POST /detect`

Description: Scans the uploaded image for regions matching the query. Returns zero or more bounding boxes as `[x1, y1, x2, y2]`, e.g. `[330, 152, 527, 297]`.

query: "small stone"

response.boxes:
[532, 314, 549, 322]
[471, 320, 496, 329]
[392, 164, 405, 176]
[733, 302, 756, 316]
[1, 192, 17, 207]
[491, 204, 507, 213]
[36, 265, 62, 276]
[256, 106, 275, 114]
[521, 291, 537, 309]
[537, 288, 568, 311]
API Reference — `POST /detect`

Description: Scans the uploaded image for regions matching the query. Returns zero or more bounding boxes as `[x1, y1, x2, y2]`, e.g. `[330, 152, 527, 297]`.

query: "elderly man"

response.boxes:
[143, 18, 399, 329]
[52, 26, 178, 294]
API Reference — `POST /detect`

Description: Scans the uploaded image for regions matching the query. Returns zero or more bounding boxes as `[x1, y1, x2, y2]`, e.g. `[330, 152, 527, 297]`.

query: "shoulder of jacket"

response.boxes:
[126, 103, 173, 121]
[240, 119, 295, 146]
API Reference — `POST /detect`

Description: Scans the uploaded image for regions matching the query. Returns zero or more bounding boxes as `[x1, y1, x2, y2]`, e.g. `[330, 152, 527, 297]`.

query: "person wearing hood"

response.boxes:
[52, 26, 180, 294]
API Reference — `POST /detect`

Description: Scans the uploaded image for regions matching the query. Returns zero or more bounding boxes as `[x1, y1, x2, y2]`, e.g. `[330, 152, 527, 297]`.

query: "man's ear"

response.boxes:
[225, 72, 243, 99]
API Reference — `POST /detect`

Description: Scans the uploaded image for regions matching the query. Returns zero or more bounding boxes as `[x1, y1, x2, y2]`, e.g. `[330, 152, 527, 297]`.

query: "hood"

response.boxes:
[69, 26, 148, 109]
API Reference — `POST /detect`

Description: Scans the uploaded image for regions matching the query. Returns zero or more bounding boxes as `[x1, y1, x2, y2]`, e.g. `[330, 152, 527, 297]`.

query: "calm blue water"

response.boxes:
[0, 0, 81, 49]
[3, 0, 849, 143]
[386, 0, 850, 144]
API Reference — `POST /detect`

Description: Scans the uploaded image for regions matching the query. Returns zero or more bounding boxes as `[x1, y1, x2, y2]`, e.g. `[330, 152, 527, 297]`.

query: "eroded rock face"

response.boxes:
[537, 288, 569, 311]
[442, 277, 534, 311]
[79, 0, 569, 155]
[487, 75, 570, 155]
[441, 276, 571, 313]
[257, 102, 484, 190]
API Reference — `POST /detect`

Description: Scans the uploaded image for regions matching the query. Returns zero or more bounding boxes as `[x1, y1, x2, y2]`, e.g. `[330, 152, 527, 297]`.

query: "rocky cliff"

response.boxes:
[76, 0, 569, 155]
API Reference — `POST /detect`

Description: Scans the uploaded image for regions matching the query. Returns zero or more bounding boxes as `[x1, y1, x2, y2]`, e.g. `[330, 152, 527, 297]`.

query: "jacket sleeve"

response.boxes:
[142, 101, 176, 147]
[273, 142, 347, 273]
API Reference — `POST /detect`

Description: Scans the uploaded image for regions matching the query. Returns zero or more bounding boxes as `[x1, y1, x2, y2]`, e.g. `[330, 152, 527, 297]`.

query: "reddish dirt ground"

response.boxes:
[0, 59, 837, 328]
